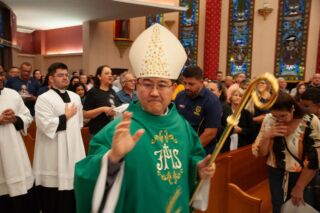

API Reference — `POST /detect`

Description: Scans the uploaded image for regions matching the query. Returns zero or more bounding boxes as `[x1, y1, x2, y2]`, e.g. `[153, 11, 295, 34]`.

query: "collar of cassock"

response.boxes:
[141, 105, 169, 116]
[52, 88, 71, 103]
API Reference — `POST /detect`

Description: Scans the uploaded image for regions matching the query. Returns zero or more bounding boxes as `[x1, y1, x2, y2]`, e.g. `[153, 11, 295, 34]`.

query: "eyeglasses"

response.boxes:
[271, 112, 292, 121]
[54, 73, 69, 78]
[138, 79, 173, 92]
[125, 79, 136, 83]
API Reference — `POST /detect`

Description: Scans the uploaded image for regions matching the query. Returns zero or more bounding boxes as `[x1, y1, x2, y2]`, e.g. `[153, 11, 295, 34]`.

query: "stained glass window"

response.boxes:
[179, 0, 199, 68]
[146, 14, 164, 28]
[227, 0, 254, 77]
[274, 0, 311, 81]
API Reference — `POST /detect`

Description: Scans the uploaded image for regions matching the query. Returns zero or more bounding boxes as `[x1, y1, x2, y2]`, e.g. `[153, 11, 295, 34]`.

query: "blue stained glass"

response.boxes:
[283, 0, 305, 16]
[275, 0, 310, 81]
[227, 0, 253, 77]
[146, 14, 163, 28]
[179, 0, 199, 67]
[232, 0, 250, 20]
[180, 0, 198, 26]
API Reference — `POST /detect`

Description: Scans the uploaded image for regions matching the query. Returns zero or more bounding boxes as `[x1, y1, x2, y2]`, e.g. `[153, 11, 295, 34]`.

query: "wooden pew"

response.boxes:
[28, 121, 37, 139]
[197, 155, 231, 213]
[22, 121, 36, 164]
[227, 146, 268, 191]
[225, 146, 271, 213]
[246, 180, 272, 213]
[196, 145, 271, 213]
[227, 183, 262, 213]
[22, 133, 35, 165]
[81, 127, 90, 155]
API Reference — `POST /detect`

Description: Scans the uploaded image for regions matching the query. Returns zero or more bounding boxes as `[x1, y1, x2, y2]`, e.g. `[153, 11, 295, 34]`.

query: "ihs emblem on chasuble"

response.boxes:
[152, 130, 183, 184]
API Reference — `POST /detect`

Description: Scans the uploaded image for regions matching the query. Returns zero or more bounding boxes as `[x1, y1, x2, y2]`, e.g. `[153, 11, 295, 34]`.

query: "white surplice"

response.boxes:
[33, 89, 85, 190]
[0, 88, 33, 197]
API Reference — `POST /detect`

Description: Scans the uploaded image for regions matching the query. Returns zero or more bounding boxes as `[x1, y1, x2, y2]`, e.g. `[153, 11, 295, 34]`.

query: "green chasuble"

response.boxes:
[74, 101, 205, 213]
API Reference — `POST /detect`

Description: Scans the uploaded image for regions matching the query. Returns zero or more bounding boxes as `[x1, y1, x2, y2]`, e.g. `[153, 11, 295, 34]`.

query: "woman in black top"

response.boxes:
[83, 65, 120, 135]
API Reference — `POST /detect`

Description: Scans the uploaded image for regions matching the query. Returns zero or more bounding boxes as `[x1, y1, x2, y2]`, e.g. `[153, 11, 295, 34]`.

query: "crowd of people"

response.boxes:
[202, 72, 320, 212]
[0, 23, 319, 213]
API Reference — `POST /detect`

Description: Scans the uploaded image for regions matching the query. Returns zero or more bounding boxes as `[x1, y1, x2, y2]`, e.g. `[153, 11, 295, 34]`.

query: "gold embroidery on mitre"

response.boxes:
[141, 25, 170, 78]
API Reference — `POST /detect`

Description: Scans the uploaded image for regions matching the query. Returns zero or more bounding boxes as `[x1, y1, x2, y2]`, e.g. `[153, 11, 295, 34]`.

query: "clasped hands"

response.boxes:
[263, 122, 289, 139]
[0, 109, 17, 125]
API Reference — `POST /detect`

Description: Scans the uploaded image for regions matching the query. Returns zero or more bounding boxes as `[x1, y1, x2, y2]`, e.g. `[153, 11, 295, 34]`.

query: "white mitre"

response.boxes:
[129, 23, 187, 80]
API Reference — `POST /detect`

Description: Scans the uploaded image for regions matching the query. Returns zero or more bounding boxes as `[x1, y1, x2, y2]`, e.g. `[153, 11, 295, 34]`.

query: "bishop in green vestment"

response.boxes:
[74, 23, 216, 213]
[75, 101, 210, 213]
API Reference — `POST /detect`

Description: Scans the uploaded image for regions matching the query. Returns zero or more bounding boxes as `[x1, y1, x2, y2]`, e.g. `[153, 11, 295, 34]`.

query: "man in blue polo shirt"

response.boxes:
[6, 62, 40, 116]
[175, 66, 222, 154]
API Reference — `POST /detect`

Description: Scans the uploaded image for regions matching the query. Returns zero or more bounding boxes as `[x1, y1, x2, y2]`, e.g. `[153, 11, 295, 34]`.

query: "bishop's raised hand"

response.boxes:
[108, 111, 145, 163]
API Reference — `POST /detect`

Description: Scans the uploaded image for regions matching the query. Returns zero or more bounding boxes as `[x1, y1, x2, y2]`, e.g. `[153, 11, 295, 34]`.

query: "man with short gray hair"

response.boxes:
[116, 72, 138, 104]
[308, 73, 320, 89]
[278, 77, 289, 93]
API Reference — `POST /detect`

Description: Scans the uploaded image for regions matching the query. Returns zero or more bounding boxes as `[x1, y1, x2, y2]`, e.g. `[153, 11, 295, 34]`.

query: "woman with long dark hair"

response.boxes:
[252, 91, 320, 213]
[83, 65, 120, 135]
[293, 82, 306, 102]
[37, 73, 51, 96]
[67, 76, 80, 91]
[72, 82, 87, 105]
[33, 69, 43, 84]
